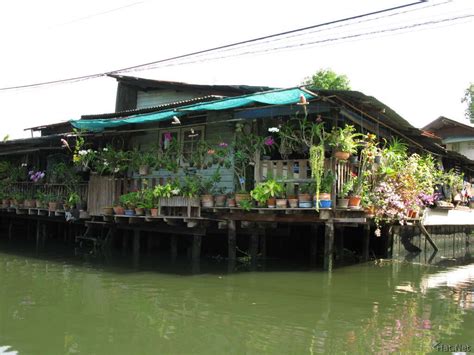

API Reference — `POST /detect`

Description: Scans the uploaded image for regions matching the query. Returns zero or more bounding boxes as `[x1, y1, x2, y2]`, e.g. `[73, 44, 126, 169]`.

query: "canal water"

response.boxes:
[0, 239, 473, 354]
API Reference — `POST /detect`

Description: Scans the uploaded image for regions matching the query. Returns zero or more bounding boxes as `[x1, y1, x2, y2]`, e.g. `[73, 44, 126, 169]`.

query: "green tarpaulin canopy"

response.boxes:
[71, 88, 314, 132]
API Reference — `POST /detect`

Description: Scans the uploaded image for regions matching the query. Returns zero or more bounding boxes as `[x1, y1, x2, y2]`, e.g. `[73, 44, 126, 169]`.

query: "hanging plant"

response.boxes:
[310, 143, 325, 211]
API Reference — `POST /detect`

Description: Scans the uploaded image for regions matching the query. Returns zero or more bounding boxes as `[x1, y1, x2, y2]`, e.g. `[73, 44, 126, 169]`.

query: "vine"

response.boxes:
[310, 144, 325, 211]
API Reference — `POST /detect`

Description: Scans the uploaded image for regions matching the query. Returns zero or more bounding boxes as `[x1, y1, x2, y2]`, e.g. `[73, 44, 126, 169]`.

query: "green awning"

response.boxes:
[71, 87, 315, 132]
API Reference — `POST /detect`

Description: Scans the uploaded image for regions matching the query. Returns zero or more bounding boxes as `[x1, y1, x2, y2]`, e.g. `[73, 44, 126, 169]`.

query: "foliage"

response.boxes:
[309, 144, 325, 208]
[181, 174, 201, 198]
[462, 83, 474, 121]
[153, 183, 179, 199]
[130, 149, 159, 171]
[340, 178, 353, 198]
[92, 146, 130, 176]
[238, 199, 253, 211]
[320, 170, 335, 193]
[119, 192, 140, 209]
[250, 179, 284, 204]
[200, 169, 222, 195]
[278, 115, 325, 154]
[327, 124, 364, 154]
[302, 68, 351, 90]
[67, 192, 81, 207]
[233, 123, 272, 192]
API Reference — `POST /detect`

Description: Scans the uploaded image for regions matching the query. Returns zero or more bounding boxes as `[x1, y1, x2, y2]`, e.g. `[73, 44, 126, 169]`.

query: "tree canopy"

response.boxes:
[462, 83, 473, 122]
[302, 69, 351, 90]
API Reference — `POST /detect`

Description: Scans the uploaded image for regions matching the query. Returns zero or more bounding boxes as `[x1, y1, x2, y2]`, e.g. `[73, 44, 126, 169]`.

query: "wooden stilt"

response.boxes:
[36, 220, 41, 247]
[250, 230, 259, 261]
[324, 220, 335, 271]
[170, 235, 177, 260]
[335, 226, 344, 261]
[310, 224, 318, 266]
[228, 220, 237, 261]
[8, 220, 13, 240]
[133, 229, 140, 268]
[362, 223, 370, 262]
[260, 229, 267, 259]
[192, 235, 202, 261]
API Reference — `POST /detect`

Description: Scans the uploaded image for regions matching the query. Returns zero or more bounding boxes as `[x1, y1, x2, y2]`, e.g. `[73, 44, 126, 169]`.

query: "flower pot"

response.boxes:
[267, 197, 276, 208]
[227, 198, 236, 207]
[276, 198, 287, 208]
[2, 199, 10, 208]
[10, 199, 19, 208]
[24, 199, 36, 208]
[48, 201, 58, 211]
[102, 207, 114, 215]
[35, 200, 44, 208]
[124, 209, 135, 216]
[138, 165, 150, 176]
[348, 196, 361, 208]
[337, 198, 349, 208]
[334, 151, 350, 160]
[298, 193, 312, 202]
[214, 194, 227, 207]
[135, 207, 145, 216]
[319, 193, 331, 201]
[150, 208, 159, 217]
[201, 194, 214, 208]
[113, 206, 125, 215]
[235, 193, 251, 207]
[288, 198, 298, 208]
[319, 200, 332, 209]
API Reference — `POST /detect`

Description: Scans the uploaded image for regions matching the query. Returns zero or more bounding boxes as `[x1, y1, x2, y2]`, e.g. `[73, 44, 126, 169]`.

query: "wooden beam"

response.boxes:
[417, 221, 439, 251]
[324, 220, 335, 271]
[228, 220, 237, 261]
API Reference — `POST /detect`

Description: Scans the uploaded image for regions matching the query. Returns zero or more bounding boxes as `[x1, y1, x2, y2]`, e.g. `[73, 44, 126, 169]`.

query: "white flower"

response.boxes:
[103, 161, 109, 166]
[21, 163, 27, 167]
[171, 189, 180, 195]
[114, 168, 120, 173]
[87, 149, 93, 153]
[78, 150, 87, 156]
[103, 148, 108, 151]
[268, 127, 280, 133]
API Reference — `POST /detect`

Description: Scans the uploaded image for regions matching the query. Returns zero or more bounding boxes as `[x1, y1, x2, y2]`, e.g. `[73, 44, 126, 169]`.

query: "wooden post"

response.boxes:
[133, 229, 140, 267]
[8, 220, 13, 240]
[122, 230, 128, 253]
[324, 220, 335, 271]
[335, 226, 344, 262]
[260, 229, 267, 259]
[228, 220, 237, 261]
[192, 235, 202, 261]
[170, 235, 177, 260]
[36, 220, 41, 247]
[250, 230, 259, 261]
[362, 223, 370, 262]
[310, 224, 318, 266]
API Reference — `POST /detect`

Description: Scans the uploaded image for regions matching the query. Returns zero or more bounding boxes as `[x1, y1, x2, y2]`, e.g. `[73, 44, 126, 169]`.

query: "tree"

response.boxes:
[302, 68, 351, 90]
[462, 83, 474, 122]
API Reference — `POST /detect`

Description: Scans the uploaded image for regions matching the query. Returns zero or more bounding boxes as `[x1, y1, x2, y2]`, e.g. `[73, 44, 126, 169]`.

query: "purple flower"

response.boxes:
[218, 142, 228, 148]
[164, 132, 172, 141]
[264, 136, 275, 146]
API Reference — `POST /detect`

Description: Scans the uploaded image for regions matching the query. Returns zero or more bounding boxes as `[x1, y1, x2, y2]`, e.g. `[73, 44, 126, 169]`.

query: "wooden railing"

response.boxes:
[7, 182, 88, 202]
[258, 159, 352, 195]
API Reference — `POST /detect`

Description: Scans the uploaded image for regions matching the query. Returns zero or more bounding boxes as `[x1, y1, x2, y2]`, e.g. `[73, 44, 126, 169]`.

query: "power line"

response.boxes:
[0, 1, 428, 92]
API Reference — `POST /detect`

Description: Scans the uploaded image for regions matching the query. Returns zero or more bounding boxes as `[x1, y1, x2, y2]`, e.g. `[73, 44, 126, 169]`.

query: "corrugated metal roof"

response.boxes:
[81, 95, 223, 120]
[108, 74, 275, 94]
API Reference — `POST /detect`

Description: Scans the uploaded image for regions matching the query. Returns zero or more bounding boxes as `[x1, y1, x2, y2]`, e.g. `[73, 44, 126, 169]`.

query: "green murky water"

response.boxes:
[0, 241, 473, 354]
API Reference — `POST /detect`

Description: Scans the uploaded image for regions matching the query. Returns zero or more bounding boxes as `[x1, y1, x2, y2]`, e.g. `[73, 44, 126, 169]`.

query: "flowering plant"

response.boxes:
[28, 170, 45, 183]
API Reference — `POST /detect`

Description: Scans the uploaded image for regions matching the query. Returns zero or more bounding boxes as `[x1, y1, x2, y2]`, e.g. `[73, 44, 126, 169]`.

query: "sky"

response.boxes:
[0, 0, 473, 139]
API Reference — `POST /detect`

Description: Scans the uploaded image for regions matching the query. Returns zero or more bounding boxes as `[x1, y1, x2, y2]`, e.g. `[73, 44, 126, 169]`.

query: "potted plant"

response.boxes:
[200, 170, 221, 208]
[276, 192, 287, 208]
[250, 183, 268, 207]
[337, 179, 353, 208]
[264, 179, 284, 208]
[319, 170, 335, 202]
[119, 192, 138, 216]
[66, 191, 81, 211]
[214, 188, 227, 207]
[327, 124, 363, 160]
[131, 149, 157, 176]
[113, 201, 125, 215]
[298, 182, 313, 208]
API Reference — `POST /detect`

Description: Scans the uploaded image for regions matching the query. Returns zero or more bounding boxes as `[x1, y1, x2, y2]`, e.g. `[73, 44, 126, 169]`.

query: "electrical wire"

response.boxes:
[0, 1, 429, 92]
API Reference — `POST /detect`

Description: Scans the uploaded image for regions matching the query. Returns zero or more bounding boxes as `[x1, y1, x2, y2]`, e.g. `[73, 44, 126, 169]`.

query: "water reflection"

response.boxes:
[0, 243, 473, 354]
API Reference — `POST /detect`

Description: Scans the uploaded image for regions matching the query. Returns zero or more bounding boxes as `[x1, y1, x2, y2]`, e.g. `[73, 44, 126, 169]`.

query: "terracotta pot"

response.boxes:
[227, 198, 236, 207]
[298, 193, 312, 202]
[150, 208, 159, 217]
[337, 198, 349, 208]
[267, 197, 276, 208]
[35, 200, 44, 208]
[348, 196, 361, 208]
[2, 199, 10, 208]
[24, 199, 36, 208]
[235, 193, 251, 207]
[102, 207, 114, 215]
[113, 206, 125, 215]
[135, 207, 145, 216]
[201, 194, 214, 208]
[319, 193, 331, 201]
[214, 194, 227, 207]
[276, 198, 287, 208]
[288, 198, 298, 208]
[138, 165, 150, 175]
[48, 201, 58, 211]
[334, 151, 351, 160]
[11, 199, 18, 208]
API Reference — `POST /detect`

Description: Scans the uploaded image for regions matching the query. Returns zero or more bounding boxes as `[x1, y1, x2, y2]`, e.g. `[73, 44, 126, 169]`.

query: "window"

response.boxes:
[159, 125, 205, 165]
